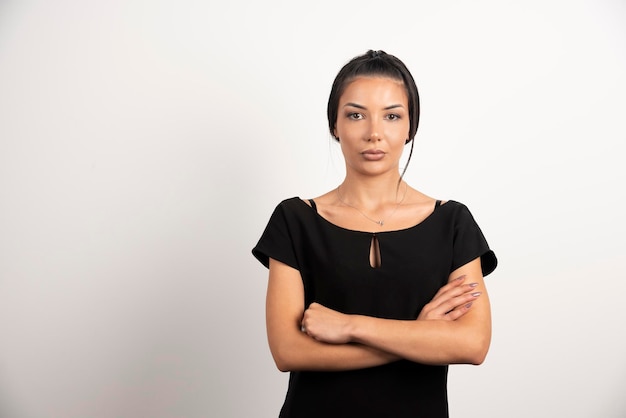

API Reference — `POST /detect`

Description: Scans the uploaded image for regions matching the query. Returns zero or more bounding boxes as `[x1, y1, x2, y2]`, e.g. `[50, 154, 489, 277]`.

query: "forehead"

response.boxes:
[340, 76, 408, 104]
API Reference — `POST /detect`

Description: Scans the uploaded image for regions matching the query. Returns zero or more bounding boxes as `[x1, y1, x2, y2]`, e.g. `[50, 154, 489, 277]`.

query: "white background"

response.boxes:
[1, 1, 625, 417]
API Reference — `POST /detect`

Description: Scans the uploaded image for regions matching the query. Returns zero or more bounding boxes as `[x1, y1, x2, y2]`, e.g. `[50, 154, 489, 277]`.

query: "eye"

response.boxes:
[386, 113, 401, 121]
[347, 112, 364, 120]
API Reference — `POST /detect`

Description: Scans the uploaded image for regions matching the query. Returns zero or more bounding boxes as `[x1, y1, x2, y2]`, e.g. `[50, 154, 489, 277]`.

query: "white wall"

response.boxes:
[0, 1, 624, 417]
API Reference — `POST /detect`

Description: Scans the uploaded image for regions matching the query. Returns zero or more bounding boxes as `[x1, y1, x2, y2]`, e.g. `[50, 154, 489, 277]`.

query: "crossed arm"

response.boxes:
[265, 257, 491, 372]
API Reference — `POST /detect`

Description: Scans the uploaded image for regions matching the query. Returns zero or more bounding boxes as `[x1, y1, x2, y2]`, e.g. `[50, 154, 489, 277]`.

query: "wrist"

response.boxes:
[347, 314, 363, 343]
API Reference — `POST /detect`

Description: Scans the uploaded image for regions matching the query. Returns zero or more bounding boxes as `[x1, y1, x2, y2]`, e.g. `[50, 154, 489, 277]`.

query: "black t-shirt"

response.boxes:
[253, 197, 497, 418]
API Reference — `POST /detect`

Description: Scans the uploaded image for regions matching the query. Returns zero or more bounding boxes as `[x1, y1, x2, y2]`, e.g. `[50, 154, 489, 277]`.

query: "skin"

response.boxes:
[266, 76, 492, 372]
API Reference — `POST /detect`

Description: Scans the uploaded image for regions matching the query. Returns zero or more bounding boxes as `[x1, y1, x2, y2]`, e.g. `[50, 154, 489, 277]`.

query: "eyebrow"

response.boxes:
[344, 102, 405, 110]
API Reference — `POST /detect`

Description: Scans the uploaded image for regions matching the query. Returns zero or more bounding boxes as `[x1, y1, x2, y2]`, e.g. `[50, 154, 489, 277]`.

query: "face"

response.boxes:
[333, 76, 410, 177]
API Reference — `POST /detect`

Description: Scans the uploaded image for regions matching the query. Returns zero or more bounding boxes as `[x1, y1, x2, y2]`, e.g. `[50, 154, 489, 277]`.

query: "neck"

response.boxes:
[338, 172, 405, 210]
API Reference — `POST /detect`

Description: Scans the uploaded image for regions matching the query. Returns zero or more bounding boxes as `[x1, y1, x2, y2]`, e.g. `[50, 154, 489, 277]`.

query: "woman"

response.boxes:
[252, 50, 497, 418]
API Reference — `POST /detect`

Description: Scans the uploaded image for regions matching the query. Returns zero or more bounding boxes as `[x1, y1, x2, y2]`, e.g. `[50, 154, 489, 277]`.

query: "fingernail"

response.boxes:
[465, 302, 473, 308]
[455, 275, 466, 281]
[469, 282, 478, 288]
[471, 292, 481, 297]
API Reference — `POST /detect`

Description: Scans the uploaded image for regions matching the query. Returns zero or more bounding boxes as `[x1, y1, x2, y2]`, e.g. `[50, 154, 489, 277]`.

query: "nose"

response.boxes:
[367, 120, 382, 142]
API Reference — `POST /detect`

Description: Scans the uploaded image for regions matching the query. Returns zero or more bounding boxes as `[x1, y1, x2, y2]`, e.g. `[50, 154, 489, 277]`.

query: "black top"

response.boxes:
[252, 197, 497, 418]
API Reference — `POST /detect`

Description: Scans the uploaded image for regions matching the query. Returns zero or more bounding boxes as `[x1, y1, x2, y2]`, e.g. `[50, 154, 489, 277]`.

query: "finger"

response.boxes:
[439, 291, 482, 316]
[428, 290, 481, 318]
[427, 278, 465, 306]
[444, 301, 474, 321]
[429, 282, 478, 311]
[308, 302, 320, 310]
[431, 275, 466, 299]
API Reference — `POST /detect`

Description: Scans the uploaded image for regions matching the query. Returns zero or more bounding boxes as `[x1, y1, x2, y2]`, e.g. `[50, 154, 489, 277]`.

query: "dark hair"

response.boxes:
[327, 50, 420, 178]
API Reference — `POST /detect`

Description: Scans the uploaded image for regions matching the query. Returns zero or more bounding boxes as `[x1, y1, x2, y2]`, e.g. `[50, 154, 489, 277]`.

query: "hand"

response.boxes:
[417, 275, 481, 321]
[301, 302, 352, 344]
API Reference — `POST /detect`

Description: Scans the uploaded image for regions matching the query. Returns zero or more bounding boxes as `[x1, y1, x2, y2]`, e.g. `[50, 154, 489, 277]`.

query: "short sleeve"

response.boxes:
[451, 203, 497, 277]
[252, 201, 300, 271]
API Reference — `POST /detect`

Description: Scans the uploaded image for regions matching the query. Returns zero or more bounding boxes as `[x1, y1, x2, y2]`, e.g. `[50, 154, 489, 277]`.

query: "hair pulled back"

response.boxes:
[327, 50, 420, 178]
[327, 50, 420, 143]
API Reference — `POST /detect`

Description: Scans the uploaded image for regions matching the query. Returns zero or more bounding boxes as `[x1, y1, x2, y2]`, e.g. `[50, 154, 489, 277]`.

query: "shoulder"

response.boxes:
[440, 199, 464, 208]
[440, 199, 472, 214]
[265, 196, 311, 212]
[435, 200, 483, 226]
[276, 196, 305, 209]
[440, 200, 497, 276]
[268, 197, 315, 223]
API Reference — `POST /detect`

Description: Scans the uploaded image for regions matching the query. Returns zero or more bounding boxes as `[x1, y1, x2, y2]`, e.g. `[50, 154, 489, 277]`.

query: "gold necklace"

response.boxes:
[336, 183, 408, 227]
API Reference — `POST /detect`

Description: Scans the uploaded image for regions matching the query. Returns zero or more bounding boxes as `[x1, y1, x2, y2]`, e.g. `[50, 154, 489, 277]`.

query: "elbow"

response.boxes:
[268, 330, 311, 372]
[270, 344, 297, 372]
[455, 348, 488, 366]
[273, 356, 292, 373]
[468, 348, 488, 365]
[275, 362, 291, 373]
[446, 328, 490, 365]
[465, 336, 490, 365]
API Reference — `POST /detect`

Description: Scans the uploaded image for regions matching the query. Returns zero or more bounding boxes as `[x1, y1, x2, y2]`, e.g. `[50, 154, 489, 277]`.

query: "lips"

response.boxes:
[361, 149, 386, 161]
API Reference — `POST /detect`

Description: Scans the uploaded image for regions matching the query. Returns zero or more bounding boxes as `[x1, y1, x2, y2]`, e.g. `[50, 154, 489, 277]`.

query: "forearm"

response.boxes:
[345, 258, 492, 365]
[270, 331, 399, 372]
[302, 260, 492, 365]
[266, 258, 399, 372]
[349, 315, 491, 365]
